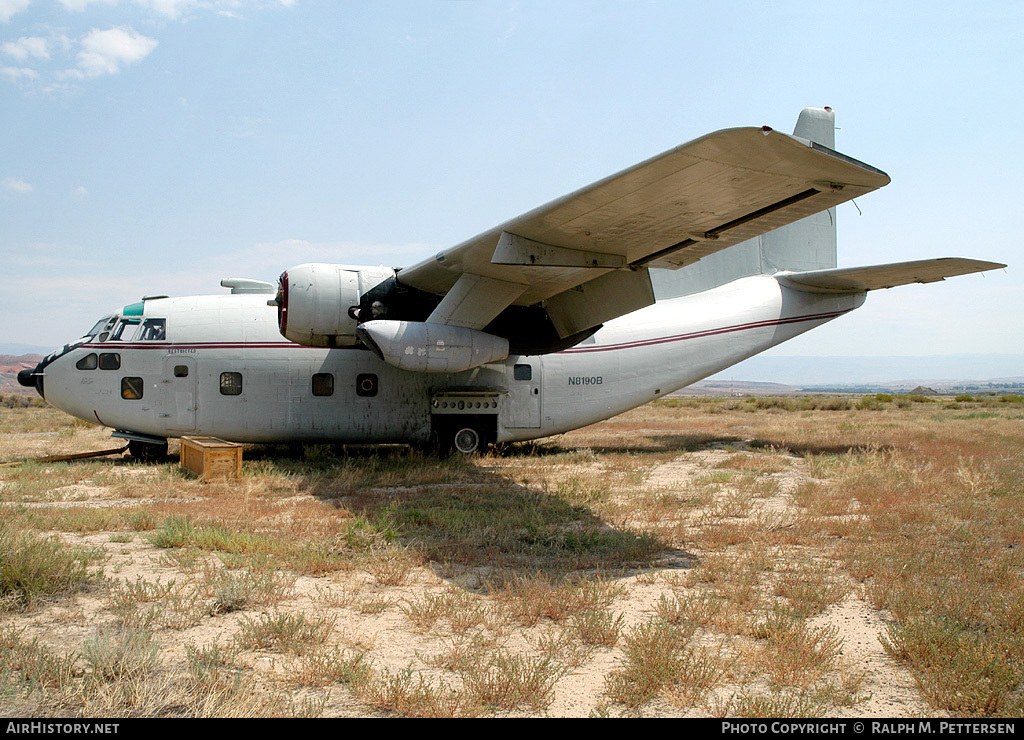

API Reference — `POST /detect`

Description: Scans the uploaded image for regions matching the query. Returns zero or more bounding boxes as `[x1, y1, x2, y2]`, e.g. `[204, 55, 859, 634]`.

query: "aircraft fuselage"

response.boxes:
[30, 275, 863, 450]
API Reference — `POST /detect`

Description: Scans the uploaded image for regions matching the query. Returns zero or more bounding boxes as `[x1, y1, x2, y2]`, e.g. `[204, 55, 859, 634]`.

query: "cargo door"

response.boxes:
[505, 358, 541, 428]
[161, 356, 197, 432]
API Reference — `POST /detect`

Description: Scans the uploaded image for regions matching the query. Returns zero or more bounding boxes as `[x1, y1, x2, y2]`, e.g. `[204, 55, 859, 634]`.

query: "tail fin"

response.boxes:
[759, 107, 838, 274]
[651, 106, 839, 299]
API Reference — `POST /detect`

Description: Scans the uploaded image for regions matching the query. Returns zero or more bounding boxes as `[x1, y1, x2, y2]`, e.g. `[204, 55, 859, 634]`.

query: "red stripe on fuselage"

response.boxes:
[559, 309, 851, 355]
[76, 309, 850, 356]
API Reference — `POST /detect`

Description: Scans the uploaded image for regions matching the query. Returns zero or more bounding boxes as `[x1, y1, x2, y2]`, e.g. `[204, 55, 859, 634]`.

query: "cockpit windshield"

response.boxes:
[85, 316, 118, 342]
[86, 316, 112, 338]
[84, 314, 167, 343]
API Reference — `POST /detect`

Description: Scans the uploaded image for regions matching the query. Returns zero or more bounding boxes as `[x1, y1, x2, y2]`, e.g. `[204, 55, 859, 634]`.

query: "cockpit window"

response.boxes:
[109, 319, 141, 342]
[96, 316, 118, 342]
[139, 318, 166, 341]
[86, 316, 113, 339]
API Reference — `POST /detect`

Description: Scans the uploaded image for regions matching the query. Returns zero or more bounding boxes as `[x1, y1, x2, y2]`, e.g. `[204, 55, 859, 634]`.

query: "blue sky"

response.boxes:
[2, 0, 1021, 365]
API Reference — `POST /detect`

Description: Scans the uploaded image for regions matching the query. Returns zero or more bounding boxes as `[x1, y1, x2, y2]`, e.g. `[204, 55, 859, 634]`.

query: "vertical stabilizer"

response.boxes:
[758, 107, 837, 274]
[651, 107, 839, 299]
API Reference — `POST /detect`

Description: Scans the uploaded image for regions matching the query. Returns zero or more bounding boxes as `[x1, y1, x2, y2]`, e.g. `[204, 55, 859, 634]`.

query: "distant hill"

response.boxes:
[706, 354, 1024, 388]
[679, 380, 802, 396]
[0, 343, 53, 356]
[0, 354, 42, 396]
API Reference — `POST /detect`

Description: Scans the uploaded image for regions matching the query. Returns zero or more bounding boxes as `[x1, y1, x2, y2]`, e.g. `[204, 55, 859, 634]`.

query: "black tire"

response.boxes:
[451, 425, 483, 455]
[431, 415, 495, 457]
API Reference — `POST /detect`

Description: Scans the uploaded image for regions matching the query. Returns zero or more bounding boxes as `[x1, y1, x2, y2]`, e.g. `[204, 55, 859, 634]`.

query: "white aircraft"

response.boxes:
[19, 108, 1004, 458]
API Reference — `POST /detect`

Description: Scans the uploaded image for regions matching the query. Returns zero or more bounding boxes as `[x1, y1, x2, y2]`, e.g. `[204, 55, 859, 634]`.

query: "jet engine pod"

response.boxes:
[277, 263, 393, 347]
[356, 320, 510, 373]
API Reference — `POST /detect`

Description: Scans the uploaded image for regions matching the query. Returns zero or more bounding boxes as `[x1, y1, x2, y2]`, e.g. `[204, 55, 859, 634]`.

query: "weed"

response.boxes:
[359, 668, 479, 718]
[462, 652, 567, 711]
[881, 617, 1024, 715]
[0, 523, 98, 610]
[0, 626, 78, 691]
[291, 647, 372, 688]
[81, 627, 160, 685]
[604, 619, 726, 708]
[234, 611, 336, 655]
[752, 608, 844, 688]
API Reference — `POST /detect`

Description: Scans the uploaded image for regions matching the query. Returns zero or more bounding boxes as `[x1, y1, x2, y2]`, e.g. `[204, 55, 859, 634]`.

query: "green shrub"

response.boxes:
[0, 524, 97, 609]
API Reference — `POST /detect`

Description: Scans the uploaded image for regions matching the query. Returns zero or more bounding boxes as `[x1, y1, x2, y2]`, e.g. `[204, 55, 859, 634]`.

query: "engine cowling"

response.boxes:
[356, 320, 509, 373]
[277, 264, 394, 347]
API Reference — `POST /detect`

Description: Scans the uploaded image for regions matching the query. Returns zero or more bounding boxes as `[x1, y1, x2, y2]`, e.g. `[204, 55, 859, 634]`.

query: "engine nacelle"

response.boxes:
[356, 320, 509, 373]
[277, 263, 394, 347]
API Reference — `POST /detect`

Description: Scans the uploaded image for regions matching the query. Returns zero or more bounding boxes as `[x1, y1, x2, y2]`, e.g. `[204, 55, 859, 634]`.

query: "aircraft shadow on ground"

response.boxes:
[747, 439, 900, 457]
[240, 442, 695, 584]
[52, 432, 894, 585]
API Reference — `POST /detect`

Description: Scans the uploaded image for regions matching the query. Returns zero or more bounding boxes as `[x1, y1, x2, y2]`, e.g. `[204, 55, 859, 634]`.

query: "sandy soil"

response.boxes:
[1, 412, 944, 718]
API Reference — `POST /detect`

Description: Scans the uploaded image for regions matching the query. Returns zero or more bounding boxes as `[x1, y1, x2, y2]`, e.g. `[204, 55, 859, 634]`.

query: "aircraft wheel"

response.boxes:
[128, 439, 168, 461]
[451, 425, 483, 455]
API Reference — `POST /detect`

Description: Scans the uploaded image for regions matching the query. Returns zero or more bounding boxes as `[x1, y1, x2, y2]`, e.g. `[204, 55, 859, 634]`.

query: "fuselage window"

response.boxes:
[121, 377, 144, 400]
[76, 353, 98, 370]
[173, 365, 189, 378]
[140, 318, 166, 341]
[513, 363, 532, 381]
[99, 353, 121, 370]
[312, 373, 334, 397]
[110, 319, 140, 341]
[220, 372, 243, 396]
[356, 373, 378, 397]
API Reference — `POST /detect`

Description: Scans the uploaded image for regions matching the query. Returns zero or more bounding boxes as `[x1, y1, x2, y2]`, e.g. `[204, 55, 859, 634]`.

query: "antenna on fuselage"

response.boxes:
[221, 278, 276, 295]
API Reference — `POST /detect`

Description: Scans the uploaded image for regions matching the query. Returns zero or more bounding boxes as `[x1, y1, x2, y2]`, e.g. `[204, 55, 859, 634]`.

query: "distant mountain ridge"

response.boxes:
[0, 344, 53, 356]
[707, 354, 1024, 388]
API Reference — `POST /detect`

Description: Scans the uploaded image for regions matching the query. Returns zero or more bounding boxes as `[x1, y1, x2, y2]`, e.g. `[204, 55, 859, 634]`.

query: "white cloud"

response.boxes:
[57, 0, 116, 11]
[68, 26, 158, 79]
[2, 36, 50, 62]
[2, 176, 34, 193]
[0, 65, 38, 81]
[134, 0, 198, 20]
[0, 0, 31, 24]
[73, 185, 89, 197]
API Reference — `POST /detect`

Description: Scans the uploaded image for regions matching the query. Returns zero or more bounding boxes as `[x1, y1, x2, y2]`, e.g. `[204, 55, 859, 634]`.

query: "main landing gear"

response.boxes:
[431, 415, 495, 456]
[127, 438, 168, 461]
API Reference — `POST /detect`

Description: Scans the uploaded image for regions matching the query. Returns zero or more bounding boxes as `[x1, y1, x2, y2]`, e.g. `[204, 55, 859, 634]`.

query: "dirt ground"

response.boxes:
[3, 399, 1000, 718]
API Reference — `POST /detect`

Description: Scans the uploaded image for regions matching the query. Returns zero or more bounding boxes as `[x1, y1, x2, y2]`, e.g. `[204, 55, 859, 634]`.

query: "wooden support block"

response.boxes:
[179, 436, 242, 481]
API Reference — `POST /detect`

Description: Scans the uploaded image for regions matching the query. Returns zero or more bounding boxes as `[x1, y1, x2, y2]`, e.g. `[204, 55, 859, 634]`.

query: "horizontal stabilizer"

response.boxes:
[776, 258, 1006, 293]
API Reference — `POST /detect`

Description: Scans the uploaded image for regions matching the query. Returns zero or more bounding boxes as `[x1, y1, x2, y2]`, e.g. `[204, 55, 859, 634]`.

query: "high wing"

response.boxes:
[396, 126, 890, 340]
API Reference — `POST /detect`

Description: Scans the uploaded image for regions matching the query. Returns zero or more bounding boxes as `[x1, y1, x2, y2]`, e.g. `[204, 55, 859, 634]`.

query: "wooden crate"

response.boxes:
[179, 436, 242, 481]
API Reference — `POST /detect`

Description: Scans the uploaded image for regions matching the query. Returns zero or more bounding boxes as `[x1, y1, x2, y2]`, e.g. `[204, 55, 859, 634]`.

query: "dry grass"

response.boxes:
[2, 393, 1023, 717]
